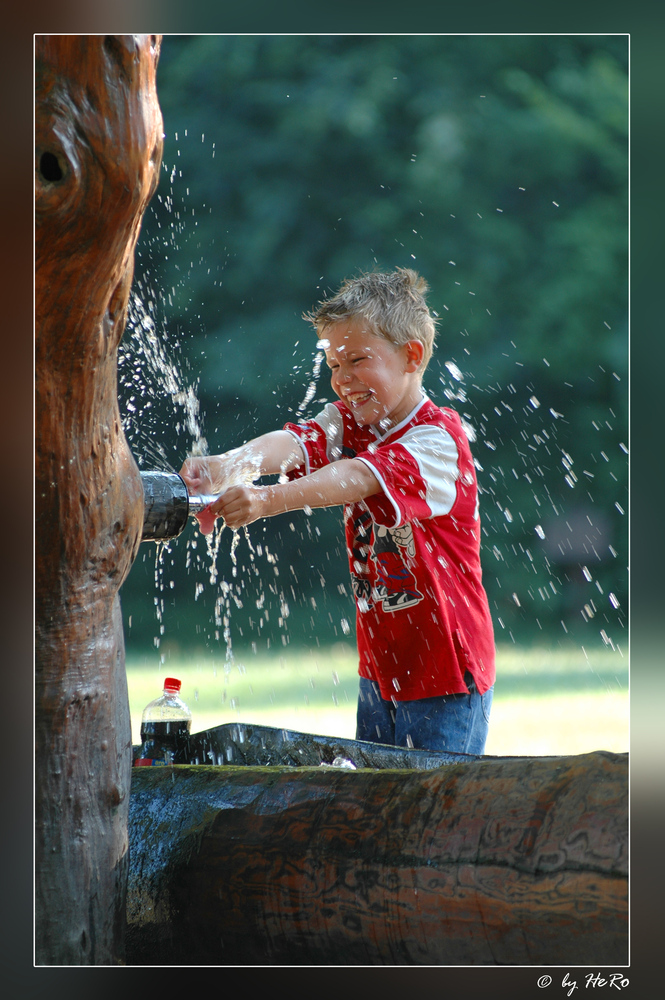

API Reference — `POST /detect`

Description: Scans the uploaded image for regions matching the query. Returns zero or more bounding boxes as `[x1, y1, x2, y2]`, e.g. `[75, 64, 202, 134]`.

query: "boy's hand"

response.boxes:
[180, 455, 268, 535]
[179, 455, 222, 496]
[189, 484, 272, 536]
[210, 484, 270, 531]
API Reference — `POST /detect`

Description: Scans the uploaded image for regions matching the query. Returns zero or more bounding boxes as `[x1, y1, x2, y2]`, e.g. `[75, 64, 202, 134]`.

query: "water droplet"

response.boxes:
[445, 360, 464, 382]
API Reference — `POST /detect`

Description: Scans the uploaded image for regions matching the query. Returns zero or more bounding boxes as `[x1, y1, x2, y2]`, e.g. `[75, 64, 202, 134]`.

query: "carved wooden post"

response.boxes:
[35, 35, 163, 964]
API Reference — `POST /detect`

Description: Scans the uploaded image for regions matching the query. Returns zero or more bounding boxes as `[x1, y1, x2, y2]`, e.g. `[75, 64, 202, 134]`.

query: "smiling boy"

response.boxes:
[180, 268, 495, 753]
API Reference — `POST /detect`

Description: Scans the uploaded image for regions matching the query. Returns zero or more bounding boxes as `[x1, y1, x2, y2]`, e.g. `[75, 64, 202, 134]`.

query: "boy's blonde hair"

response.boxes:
[304, 267, 437, 372]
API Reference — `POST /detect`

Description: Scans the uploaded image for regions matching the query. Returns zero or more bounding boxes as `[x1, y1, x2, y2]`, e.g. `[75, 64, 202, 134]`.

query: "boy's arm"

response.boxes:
[210, 458, 381, 530]
[179, 430, 305, 496]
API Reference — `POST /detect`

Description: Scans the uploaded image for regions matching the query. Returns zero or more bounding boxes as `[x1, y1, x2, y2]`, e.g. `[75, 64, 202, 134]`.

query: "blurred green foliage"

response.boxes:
[119, 34, 627, 660]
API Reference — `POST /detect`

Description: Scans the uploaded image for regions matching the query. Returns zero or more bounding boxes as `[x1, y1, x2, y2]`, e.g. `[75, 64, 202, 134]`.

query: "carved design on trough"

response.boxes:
[127, 737, 627, 966]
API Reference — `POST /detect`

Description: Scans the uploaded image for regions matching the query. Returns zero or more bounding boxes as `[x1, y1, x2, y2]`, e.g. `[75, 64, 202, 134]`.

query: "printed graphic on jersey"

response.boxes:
[349, 510, 423, 613]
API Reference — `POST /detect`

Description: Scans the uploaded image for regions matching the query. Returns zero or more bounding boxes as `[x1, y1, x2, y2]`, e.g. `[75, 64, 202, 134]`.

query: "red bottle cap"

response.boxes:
[163, 677, 182, 692]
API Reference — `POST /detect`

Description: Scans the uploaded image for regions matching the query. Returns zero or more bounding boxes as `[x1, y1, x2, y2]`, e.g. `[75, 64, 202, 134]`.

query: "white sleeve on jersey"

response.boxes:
[394, 424, 460, 517]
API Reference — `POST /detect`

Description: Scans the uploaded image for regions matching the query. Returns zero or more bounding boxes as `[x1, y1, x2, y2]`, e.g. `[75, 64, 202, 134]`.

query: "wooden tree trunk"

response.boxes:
[127, 751, 627, 966]
[35, 35, 163, 965]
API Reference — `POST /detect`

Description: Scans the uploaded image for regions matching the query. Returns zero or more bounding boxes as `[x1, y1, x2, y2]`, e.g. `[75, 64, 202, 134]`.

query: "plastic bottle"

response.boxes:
[133, 677, 192, 766]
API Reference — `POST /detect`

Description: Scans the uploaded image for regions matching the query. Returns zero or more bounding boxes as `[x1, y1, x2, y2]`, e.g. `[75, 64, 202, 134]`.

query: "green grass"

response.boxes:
[126, 642, 629, 758]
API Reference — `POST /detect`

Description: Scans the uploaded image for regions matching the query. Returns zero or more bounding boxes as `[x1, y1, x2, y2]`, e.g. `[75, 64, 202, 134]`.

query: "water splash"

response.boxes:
[433, 345, 626, 653]
[119, 289, 208, 468]
[296, 342, 327, 417]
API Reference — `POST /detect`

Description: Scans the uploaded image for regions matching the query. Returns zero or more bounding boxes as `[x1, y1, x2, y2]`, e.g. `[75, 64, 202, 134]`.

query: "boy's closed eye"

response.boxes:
[329, 355, 367, 368]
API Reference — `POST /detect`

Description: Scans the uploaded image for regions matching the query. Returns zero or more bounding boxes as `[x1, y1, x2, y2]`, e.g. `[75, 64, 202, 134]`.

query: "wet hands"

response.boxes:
[209, 484, 270, 532]
[183, 483, 266, 537]
[179, 455, 224, 496]
[180, 454, 264, 535]
[179, 439, 292, 535]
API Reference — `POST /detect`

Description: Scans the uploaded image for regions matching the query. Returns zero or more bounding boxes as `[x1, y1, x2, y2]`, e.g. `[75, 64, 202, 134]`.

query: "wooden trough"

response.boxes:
[126, 725, 627, 966]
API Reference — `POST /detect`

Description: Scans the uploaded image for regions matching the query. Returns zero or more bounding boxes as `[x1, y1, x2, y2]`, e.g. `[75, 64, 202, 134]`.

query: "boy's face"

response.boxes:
[322, 317, 424, 431]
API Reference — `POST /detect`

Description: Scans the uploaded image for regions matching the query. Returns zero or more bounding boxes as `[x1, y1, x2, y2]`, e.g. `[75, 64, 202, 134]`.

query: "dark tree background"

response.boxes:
[118, 34, 627, 658]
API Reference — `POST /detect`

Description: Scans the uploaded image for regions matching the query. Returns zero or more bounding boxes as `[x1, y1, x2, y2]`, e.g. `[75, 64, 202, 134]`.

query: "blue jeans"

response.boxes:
[356, 672, 493, 754]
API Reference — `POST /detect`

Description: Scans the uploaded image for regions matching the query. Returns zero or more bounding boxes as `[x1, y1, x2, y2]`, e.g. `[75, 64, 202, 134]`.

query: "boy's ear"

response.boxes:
[404, 340, 425, 372]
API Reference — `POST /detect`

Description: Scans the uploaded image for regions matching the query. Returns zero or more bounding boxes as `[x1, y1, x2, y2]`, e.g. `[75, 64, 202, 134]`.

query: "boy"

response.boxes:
[180, 268, 495, 754]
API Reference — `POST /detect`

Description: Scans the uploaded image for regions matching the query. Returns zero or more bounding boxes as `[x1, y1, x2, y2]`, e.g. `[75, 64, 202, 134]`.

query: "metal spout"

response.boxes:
[140, 470, 218, 542]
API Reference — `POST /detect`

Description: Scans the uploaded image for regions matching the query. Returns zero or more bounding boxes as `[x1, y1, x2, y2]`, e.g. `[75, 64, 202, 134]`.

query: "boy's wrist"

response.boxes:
[265, 482, 291, 517]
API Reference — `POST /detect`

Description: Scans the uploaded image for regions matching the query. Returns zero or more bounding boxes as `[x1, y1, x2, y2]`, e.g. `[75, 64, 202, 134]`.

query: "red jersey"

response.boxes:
[284, 396, 495, 700]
